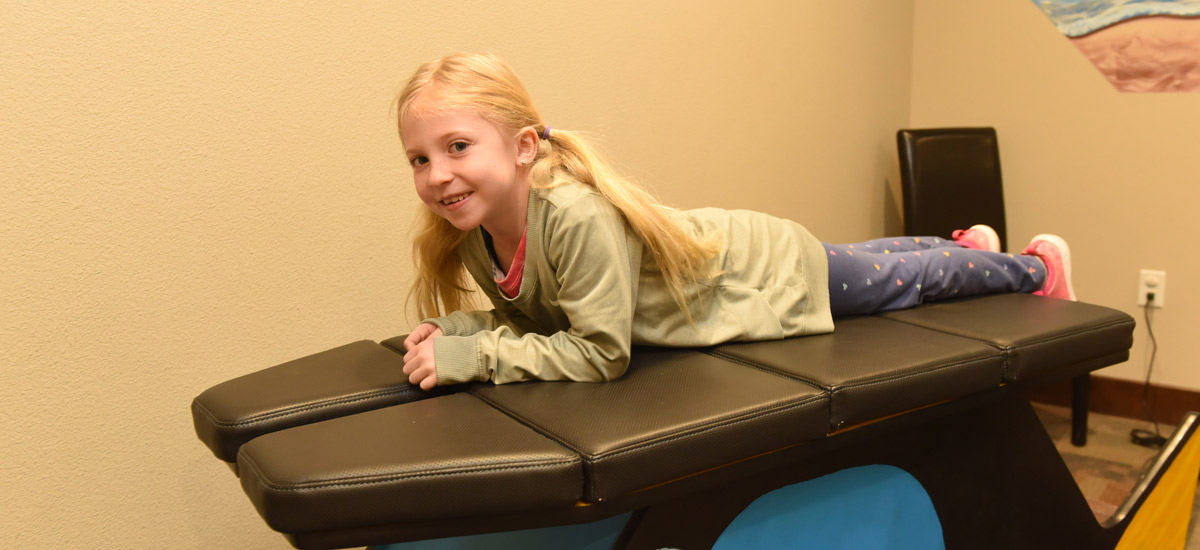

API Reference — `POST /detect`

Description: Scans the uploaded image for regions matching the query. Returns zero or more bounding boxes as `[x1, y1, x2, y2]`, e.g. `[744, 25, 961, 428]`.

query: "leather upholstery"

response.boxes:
[194, 295, 1136, 547]
[470, 347, 828, 501]
[897, 127, 1007, 250]
[880, 294, 1135, 382]
[192, 340, 445, 463]
[238, 393, 582, 533]
[709, 315, 1004, 430]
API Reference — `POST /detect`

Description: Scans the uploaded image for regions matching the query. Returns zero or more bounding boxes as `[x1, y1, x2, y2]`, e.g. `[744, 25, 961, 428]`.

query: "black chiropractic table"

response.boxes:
[192, 293, 1200, 549]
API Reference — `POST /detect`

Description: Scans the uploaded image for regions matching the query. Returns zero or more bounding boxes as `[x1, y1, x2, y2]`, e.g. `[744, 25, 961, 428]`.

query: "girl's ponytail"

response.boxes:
[531, 129, 720, 322]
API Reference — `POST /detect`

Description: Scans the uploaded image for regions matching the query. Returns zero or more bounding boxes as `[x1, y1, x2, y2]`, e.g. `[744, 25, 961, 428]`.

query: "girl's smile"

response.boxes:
[440, 192, 472, 206]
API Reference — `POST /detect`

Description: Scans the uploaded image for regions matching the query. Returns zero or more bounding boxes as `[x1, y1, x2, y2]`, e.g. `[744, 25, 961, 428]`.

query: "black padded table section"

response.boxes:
[379, 335, 409, 354]
[880, 294, 1135, 382]
[237, 393, 583, 535]
[193, 340, 444, 463]
[192, 294, 1139, 549]
[707, 315, 1004, 431]
[469, 347, 829, 502]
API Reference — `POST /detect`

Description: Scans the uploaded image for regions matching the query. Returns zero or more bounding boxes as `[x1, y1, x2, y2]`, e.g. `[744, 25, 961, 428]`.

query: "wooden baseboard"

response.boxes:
[1027, 375, 1200, 427]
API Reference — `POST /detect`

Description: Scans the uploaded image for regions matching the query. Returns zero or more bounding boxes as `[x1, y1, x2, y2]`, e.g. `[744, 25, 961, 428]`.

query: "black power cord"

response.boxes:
[1130, 291, 1167, 448]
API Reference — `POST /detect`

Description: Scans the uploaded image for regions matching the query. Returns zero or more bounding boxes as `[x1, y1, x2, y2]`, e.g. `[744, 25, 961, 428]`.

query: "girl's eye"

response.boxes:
[410, 156, 428, 167]
[450, 141, 469, 153]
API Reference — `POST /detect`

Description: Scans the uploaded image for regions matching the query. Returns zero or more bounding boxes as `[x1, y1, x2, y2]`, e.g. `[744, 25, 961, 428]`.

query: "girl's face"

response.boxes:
[402, 101, 532, 237]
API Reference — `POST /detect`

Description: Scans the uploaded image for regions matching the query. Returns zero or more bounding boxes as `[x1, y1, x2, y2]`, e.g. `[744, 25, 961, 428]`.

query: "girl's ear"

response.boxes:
[515, 126, 539, 165]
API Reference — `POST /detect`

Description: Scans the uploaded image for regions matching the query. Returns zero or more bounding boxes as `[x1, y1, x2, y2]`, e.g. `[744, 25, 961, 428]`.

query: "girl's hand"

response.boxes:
[402, 323, 443, 390]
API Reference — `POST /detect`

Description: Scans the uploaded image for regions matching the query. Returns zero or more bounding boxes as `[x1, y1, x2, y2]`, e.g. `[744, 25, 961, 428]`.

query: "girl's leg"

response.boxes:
[824, 242, 1046, 317]
[840, 225, 1000, 254]
[837, 235, 957, 254]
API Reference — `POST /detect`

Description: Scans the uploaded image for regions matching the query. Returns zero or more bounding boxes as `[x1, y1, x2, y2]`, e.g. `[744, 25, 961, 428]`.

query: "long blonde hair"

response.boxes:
[396, 52, 719, 321]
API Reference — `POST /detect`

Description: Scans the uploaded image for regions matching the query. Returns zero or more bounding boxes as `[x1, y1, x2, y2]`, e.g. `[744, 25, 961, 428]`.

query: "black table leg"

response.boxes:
[1071, 374, 1090, 447]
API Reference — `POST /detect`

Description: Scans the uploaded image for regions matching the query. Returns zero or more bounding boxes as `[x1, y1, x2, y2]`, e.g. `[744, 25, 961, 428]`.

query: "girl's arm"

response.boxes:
[433, 193, 641, 385]
[425, 304, 542, 338]
[405, 293, 545, 389]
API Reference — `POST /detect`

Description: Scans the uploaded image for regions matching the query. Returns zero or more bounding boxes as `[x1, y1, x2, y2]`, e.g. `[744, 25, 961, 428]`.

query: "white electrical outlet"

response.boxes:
[1137, 269, 1166, 308]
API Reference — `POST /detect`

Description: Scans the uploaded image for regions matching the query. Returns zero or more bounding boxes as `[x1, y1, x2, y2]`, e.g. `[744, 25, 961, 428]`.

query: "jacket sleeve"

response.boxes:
[433, 194, 641, 385]
[424, 304, 537, 338]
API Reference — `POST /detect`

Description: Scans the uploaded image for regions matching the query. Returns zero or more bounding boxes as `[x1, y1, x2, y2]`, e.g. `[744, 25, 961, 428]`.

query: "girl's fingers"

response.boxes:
[400, 329, 438, 388]
[411, 366, 435, 389]
[405, 363, 423, 385]
[404, 326, 427, 348]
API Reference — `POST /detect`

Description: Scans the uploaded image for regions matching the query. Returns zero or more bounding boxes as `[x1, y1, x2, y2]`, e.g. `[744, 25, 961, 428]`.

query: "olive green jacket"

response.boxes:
[428, 181, 832, 385]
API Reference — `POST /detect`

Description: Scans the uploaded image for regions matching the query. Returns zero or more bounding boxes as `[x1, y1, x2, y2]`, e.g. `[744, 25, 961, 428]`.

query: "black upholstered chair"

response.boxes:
[896, 127, 1007, 251]
[896, 127, 1089, 446]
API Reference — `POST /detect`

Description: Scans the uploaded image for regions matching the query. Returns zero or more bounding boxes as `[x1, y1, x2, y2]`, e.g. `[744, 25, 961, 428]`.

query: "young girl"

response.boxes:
[397, 52, 1073, 390]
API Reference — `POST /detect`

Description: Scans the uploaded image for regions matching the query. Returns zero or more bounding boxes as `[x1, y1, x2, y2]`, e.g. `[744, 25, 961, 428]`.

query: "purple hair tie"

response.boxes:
[541, 126, 551, 140]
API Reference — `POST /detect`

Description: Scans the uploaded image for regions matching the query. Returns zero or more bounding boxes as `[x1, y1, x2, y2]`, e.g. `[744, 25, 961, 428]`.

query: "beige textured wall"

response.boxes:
[911, 0, 1200, 391]
[2, 1, 914, 548]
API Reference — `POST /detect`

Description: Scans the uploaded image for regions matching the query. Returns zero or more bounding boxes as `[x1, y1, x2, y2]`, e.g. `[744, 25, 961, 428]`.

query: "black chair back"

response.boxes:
[897, 127, 1007, 251]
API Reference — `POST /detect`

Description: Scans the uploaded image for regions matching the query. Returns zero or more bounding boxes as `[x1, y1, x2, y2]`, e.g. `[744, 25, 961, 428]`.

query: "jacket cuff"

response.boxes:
[434, 335, 486, 385]
[422, 314, 467, 337]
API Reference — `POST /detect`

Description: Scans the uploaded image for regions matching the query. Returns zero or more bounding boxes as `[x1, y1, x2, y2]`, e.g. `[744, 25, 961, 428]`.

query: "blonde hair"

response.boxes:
[396, 52, 719, 321]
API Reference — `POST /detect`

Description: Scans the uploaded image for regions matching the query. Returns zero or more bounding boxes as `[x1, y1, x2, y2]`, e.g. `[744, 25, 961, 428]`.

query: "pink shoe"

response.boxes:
[1022, 234, 1076, 301]
[952, 224, 1001, 252]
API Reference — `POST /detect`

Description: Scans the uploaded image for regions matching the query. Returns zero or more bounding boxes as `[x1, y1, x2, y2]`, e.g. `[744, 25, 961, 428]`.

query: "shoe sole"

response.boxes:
[1030, 233, 1076, 301]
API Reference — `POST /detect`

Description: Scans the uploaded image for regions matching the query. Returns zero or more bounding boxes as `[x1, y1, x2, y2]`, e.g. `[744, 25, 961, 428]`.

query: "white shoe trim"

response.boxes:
[969, 224, 1002, 253]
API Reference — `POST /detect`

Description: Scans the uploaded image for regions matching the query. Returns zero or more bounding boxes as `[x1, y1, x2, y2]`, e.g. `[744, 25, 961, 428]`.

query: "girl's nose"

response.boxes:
[428, 160, 452, 185]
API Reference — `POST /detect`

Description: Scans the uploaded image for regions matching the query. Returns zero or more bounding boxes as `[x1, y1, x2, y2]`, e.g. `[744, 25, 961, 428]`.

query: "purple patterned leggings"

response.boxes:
[823, 236, 1046, 317]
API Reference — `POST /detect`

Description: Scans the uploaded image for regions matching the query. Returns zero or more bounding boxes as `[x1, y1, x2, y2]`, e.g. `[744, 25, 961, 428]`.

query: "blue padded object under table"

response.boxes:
[713, 465, 943, 550]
